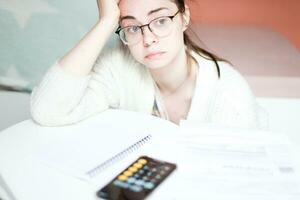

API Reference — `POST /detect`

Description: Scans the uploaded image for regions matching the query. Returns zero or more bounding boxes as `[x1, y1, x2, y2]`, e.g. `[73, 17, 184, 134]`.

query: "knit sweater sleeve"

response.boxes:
[30, 49, 120, 126]
[210, 63, 269, 130]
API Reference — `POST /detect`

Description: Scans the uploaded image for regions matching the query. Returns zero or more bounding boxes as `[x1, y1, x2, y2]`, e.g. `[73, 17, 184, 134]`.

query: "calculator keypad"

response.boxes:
[97, 156, 176, 200]
[113, 157, 171, 192]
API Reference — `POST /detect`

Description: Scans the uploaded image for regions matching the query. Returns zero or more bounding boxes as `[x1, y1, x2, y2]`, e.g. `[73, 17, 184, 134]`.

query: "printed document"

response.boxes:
[159, 122, 300, 199]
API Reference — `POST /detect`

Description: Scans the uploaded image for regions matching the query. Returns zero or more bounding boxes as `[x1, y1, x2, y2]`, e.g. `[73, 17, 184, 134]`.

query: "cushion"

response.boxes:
[0, 0, 118, 92]
[0, 91, 30, 131]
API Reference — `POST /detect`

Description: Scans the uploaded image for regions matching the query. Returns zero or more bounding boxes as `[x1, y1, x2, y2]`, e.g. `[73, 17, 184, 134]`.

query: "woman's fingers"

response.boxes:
[96, 0, 120, 21]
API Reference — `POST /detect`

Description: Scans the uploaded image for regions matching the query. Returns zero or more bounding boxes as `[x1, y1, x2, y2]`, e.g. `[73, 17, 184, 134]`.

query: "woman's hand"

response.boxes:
[96, 0, 121, 22]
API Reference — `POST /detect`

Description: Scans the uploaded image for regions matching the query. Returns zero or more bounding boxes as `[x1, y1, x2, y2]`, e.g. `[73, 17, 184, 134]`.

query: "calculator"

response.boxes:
[96, 155, 177, 200]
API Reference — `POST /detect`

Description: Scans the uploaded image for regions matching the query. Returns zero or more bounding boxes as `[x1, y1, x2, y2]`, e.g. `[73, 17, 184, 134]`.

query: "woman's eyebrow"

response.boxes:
[120, 7, 169, 22]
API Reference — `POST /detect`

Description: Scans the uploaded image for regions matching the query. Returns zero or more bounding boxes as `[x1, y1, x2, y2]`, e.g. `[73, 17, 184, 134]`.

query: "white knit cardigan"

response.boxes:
[30, 46, 267, 129]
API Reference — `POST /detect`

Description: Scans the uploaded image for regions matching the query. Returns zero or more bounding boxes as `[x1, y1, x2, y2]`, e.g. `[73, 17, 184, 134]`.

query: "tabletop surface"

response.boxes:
[0, 109, 181, 200]
[1, 109, 300, 200]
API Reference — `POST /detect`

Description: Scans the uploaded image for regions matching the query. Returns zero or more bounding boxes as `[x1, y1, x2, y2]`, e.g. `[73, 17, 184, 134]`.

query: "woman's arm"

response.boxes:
[59, 0, 120, 76]
[30, 0, 122, 126]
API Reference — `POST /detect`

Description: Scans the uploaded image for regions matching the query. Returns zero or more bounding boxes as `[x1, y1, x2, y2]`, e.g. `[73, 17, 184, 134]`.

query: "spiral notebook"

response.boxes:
[34, 126, 153, 181]
[86, 134, 152, 178]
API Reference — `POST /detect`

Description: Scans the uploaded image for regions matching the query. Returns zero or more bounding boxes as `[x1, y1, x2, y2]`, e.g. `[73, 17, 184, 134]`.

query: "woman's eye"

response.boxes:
[126, 26, 140, 34]
[155, 18, 168, 26]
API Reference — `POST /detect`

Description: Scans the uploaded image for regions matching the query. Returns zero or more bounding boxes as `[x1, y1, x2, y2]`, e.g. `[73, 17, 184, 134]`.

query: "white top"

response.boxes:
[30, 46, 268, 129]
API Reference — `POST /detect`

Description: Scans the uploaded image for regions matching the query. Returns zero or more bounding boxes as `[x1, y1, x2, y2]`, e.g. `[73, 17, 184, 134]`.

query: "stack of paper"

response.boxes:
[156, 122, 300, 200]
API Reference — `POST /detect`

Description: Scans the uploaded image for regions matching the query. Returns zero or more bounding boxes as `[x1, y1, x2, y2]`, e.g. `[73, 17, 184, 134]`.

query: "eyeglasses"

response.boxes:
[115, 10, 181, 45]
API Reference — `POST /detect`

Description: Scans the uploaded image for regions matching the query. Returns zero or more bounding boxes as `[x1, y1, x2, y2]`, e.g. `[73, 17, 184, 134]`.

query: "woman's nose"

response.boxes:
[142, 26, 158, 47]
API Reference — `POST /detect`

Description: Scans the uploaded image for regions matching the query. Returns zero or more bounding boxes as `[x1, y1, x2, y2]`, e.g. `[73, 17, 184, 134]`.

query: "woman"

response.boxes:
[30, 0, 267, 129]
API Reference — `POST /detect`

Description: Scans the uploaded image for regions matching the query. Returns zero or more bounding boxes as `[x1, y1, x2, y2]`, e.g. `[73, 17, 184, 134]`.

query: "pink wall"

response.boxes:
[188, 0, 300, 50]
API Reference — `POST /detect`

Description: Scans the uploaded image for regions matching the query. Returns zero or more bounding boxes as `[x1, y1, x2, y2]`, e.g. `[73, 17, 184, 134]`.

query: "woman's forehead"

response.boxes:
[119, 0, 177, 19]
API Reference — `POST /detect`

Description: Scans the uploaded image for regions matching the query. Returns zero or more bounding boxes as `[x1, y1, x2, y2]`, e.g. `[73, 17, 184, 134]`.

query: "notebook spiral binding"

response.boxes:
[86, 134, 152, 178]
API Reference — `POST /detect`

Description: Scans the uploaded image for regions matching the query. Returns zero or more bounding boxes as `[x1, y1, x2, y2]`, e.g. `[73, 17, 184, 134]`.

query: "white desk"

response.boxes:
[0, 109, 180, 200]
[1, 109, 300, 200]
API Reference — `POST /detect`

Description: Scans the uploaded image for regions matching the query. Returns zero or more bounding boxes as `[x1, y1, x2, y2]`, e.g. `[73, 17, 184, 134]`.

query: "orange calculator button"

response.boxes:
[128, 166, 138, 173]
[133, 163, 143, 168]
[117, 175, 128, 181]
[137, 159, 147, 165]
[123, 170, 133, 176]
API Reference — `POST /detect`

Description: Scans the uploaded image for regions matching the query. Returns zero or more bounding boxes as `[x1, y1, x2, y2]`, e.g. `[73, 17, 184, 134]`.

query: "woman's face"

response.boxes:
[118, 0, 187, 70]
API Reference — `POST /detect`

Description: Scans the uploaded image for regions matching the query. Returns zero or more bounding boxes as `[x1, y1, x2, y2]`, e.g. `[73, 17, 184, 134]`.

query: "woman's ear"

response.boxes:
[182, 4, 190, 31]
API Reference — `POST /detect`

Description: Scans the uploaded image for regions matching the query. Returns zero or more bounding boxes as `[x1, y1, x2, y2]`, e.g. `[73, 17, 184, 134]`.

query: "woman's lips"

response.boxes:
[145, 51, 165, 59]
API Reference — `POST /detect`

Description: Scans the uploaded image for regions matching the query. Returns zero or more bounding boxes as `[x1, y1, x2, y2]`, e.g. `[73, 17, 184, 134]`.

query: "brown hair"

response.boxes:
[175, 0, 227, 78]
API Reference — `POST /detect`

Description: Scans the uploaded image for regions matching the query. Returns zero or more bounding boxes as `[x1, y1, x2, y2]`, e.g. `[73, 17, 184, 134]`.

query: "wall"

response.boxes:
[0, 0, 98, 91]
[188, 0, 300, 50]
